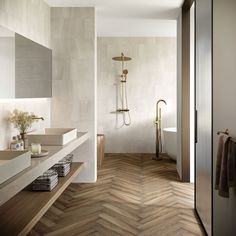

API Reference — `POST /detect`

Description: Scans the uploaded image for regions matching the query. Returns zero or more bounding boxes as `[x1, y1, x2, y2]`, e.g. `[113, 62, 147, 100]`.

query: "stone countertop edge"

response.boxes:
[0, 132, 90, 206]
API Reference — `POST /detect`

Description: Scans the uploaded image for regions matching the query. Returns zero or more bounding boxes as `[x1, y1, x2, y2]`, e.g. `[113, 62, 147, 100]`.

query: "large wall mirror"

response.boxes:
[0, 25, 52, 98]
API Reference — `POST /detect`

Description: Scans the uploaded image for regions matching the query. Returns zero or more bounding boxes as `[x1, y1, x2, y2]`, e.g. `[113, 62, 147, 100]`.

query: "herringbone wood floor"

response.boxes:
[30, 154, 205, 236]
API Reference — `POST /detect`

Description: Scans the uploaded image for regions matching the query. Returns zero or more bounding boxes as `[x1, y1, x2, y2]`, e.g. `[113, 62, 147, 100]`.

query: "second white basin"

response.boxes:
[0, 150, 31, 185]
[28, 128, 77, 146]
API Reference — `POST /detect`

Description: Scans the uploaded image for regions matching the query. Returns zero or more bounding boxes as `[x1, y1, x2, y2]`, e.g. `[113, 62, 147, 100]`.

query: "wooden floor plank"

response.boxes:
[30, 154, 205, 236]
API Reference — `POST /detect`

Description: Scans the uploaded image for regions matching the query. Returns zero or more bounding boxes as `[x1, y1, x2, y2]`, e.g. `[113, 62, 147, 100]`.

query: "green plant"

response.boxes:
[9, 109, 39, 134]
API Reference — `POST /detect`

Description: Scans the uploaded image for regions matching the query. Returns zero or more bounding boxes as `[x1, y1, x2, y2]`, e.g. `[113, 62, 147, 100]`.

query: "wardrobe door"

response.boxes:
[213, 0, 236, 235]
[195, 0, 212, 235]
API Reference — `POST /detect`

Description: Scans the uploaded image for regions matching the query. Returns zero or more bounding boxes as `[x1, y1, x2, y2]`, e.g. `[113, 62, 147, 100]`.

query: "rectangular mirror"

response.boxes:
[0, 26, 52, 98]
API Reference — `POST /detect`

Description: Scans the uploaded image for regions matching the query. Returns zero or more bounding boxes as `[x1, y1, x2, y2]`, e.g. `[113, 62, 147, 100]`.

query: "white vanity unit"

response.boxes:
[0, 132, 89, 236]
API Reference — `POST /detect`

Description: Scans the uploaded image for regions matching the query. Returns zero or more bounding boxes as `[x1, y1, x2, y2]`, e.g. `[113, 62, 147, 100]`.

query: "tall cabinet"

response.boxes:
[195, 0, 212, 234]
[212, 0, 236, 235]
[195, 0, 236, 235]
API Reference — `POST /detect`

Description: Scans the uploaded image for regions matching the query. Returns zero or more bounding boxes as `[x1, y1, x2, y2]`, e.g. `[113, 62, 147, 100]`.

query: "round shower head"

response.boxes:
[112, 52, 132, 62]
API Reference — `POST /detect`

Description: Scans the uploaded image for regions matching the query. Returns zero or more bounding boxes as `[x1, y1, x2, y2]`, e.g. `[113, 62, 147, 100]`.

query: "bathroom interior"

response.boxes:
[0, 0, 236, 235]
[97, 37, 178, 161]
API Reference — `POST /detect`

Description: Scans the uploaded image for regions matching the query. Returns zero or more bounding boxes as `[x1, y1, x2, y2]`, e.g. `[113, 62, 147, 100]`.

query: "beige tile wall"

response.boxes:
[98, 37, 176, 153]
[51, 7, 96, 182]
[0, 99, 51, 149]
[0, 0, 50, 47]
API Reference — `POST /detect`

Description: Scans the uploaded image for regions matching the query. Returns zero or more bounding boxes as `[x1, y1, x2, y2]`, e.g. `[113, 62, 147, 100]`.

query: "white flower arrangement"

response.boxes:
[9, 109, 39, 134]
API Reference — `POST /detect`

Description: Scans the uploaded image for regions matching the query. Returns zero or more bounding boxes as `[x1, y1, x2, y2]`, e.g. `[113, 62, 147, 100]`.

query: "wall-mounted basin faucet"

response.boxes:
[32, 116, 44, 121]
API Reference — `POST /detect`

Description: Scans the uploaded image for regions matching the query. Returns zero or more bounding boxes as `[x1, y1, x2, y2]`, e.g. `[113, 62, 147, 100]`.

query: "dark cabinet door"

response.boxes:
[213, 0, 236, 235]
[195, 0, 212, 235]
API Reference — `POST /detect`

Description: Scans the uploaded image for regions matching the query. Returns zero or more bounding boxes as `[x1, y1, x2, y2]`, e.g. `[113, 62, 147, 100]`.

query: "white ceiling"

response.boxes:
[45, 0, 184, 37]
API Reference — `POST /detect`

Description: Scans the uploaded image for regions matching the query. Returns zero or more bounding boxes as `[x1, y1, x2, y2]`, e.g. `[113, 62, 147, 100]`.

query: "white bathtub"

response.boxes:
[163, 127, 177, 160]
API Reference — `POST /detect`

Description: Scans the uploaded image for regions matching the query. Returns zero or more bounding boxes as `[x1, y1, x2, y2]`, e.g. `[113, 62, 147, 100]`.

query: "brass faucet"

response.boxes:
[154, 99, 167, 159]
[32, 116, 44, 121]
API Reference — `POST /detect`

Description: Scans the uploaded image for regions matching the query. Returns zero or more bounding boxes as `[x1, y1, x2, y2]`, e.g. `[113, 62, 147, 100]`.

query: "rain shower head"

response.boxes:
[112, 53, 132, 62]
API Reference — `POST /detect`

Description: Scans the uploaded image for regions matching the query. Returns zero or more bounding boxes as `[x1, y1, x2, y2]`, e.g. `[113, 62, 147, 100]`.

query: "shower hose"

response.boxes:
[120, 78, 131, 126]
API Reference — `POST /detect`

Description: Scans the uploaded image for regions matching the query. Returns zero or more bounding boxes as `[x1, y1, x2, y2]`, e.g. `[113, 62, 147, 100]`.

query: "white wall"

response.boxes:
[0, 0, 50, 47]
[0, 99, 51, 149]
[97, 19, 177, 37]
[0, 37, 15, 98]
[190, 4, 195, 183]
[98, 37, 176, 153]
[0, 0, 51, 150]
[51, 7, 96, 182]
[45, 0, 181, 37]
[176, 9, 182, 179]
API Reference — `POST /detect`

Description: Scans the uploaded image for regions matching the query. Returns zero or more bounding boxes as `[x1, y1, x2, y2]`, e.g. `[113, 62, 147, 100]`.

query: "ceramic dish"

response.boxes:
[31, 150, 49, 158]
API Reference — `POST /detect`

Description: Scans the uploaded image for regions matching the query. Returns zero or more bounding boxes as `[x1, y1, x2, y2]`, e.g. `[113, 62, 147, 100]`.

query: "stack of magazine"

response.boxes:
[32, 169, 58, 191]
[52, 154, 73, 177]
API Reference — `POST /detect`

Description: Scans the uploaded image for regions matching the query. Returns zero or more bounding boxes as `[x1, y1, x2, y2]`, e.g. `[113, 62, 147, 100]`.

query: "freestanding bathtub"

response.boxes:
[163, 127, 177, 160]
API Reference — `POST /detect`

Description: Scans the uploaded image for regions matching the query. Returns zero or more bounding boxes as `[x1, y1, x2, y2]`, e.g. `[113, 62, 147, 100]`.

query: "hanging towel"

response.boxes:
[215, 135, 225, 190]
[218, 136, 230, 198]
[228, 140, 236, 187]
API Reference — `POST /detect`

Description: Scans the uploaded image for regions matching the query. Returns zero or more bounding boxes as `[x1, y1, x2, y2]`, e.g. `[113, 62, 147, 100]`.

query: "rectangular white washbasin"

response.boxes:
[28, 128, 77, 146]
[0, 150, 31, 185]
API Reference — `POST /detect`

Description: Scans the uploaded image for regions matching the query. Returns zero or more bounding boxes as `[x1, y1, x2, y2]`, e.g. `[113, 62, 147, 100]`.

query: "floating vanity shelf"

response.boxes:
[0, 132, 89, 206]
[0, 163, 83, 236]
[0, 132, 89, 235]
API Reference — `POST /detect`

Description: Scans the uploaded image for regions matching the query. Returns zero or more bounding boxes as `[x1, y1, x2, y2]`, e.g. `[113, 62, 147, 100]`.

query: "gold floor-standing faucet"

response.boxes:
[153, 99, 167, 160]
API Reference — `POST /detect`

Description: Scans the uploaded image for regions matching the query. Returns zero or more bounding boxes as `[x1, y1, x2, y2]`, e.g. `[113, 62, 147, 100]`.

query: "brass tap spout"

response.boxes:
[32, 117, 44, 121]
[156, 99, 167, 123]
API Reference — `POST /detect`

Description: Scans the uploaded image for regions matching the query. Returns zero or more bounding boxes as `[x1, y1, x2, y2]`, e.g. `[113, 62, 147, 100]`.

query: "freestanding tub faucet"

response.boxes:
[154, 99, 167, 160]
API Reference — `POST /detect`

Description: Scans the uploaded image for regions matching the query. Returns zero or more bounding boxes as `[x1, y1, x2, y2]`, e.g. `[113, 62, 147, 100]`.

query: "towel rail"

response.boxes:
[217, 129, 236, 143]
[217, 129, 229, 135]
